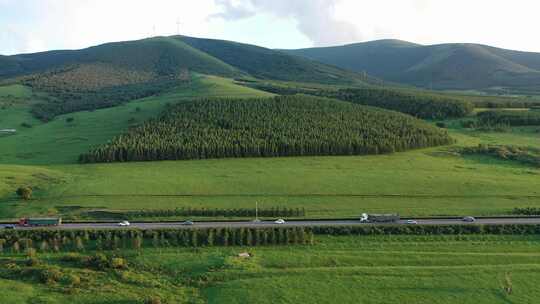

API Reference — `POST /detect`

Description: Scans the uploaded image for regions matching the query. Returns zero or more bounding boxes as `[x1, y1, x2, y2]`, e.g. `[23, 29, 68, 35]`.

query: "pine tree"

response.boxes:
[12, 241, 20, 254]
[39, 240, 49, 252]
[75, 236, 85, 252]
[132, 234, 143, 251]
[207, 229, 215, 246]
[246, 229, 253, 246]
[191, 230, 198, 247]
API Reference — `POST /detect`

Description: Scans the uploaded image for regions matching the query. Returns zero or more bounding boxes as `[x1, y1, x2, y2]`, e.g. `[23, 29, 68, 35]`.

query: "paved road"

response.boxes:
[2, 217, 540, 230]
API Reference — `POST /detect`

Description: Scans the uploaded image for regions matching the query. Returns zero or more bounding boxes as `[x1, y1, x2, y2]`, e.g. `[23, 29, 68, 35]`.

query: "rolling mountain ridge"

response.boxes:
[283, 40, 540, 90]
[0, 36, 372, 86]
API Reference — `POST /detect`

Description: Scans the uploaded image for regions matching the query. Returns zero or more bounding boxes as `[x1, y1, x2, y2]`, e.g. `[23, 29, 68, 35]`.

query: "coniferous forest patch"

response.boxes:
[80, 95, 453, 163]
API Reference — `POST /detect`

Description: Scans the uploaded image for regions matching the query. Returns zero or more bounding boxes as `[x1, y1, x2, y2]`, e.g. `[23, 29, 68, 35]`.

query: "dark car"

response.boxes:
[4, 224, 15, 229]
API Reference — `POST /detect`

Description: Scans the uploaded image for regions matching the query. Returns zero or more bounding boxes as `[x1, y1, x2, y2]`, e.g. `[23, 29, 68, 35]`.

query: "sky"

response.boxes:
[1, 0, 539, 55]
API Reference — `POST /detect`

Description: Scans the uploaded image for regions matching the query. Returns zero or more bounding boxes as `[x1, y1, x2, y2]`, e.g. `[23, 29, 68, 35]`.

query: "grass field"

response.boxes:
[1, 79, 539, 219]
[0, 75, 272, 165]
[1, 234, 539, 303]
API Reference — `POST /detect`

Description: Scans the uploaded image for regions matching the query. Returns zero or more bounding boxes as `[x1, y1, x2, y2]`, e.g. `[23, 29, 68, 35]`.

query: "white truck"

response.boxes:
[360, 213, 400, 223]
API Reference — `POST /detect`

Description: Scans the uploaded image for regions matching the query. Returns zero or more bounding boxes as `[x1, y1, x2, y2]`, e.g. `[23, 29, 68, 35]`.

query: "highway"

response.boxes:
[2, 217, 540, 230]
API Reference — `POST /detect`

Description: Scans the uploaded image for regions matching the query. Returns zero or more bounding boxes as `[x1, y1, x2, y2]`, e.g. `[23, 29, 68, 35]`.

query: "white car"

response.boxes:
[406, 220, 418, 225]
[274, 219, 286, 224]
[117, 220, 130, 227]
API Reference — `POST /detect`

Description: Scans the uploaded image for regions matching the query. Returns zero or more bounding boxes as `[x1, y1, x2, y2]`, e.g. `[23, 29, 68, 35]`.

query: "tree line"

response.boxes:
[311, 223, 540, 236]
[460, 144, 540, 168]
[0, 227, 314, 253]
[477, 110, 540, 127]
[313, 88, 474, 119]
[512, 207, 540, 216]
[30, 77, 186, 121]
[87, 207, 306, 220]
[125, 206, 305, 218]
[247, 83, 473, 119]
[1, 223, 539, 254]
[79, 95, 454, 163]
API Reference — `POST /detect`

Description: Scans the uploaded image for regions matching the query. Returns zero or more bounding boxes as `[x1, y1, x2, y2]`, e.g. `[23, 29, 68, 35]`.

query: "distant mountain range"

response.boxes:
[0, 36, 374, 86]
[282, 40, 540, 91]
[3, 36, 539, 92]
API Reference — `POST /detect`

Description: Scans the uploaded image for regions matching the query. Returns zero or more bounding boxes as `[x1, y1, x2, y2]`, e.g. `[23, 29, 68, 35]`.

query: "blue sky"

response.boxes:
[1, 0, 540, 55]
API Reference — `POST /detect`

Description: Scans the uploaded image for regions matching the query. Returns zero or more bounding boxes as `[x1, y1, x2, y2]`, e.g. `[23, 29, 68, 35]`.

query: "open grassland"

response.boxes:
[0, 75, 272, 165]
[4, 140, 540, 219]
[0, 235, 540, 303]
[1, 80, 539, 219]
[1, 121, 539, 219]
[0, 84, 32, 98]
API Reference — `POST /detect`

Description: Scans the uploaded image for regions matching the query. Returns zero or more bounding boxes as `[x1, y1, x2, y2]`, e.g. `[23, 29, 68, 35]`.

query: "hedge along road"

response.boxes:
[3, 217, 540, 230]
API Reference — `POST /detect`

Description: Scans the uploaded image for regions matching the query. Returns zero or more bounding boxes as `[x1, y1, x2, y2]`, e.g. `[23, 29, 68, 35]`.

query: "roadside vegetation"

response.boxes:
[0, 234, 539, 303]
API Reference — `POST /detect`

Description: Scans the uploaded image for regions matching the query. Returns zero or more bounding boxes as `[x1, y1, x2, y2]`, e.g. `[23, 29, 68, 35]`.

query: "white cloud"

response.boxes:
[211, 0, 363, 46]
[1, 0, 540, 54]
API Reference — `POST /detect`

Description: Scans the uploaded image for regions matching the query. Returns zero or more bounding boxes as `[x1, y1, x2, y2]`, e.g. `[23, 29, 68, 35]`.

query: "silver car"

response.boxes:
[462, 216, 476, 223]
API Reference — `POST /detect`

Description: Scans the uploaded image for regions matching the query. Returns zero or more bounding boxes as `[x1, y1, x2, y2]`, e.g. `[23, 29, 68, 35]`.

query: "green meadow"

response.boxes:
[1, 235, 539, 303]
[1, 78, 539, 220]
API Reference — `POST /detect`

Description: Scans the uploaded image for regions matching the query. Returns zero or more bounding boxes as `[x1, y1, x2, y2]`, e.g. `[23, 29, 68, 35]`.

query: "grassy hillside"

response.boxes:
[4, 37, 239, 79]
[0, 35, 377, 121]
[283, 40, 540, 91]
[0, 75, 272, 165]
[80, 95, 452, 163]
[180, 36, 375, 85]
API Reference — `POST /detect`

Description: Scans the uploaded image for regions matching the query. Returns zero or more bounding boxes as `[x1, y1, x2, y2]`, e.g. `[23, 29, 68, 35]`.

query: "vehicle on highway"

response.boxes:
[19, 218, 62, 227]
[405, 220, 418, 225]
[274, 219, 286, 224]
[462, 216, 476, 222]
[117, 220, 130, 227]
[360, 213, 400, 223]
[182, 220, 194, 226]
[252, 219, 262, 223]
[4, 224, 15, 229]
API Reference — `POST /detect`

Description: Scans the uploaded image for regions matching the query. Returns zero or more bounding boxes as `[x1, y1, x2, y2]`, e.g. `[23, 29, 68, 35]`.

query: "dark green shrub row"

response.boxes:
[477, 110, 540, 126]
[87, 207, 306, 219]
[0, 224, 539, 254]
[471, 99, 540, 109]
[0, 227, 314, 253]
[79, 95, 453, 163]
[460, 144, 540, 167]
[512, 207, 540, 216]
[312, 224, 540, 235]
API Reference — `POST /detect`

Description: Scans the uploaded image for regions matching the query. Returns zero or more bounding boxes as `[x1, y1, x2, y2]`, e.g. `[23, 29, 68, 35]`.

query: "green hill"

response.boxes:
[79, 95, 453, 163]
[1, 36, 372, 85]
[3, 37, 239, 78]
[283, 40, 540, 91]
[0, 36, 376, 120]
[180, 36, 375, 85]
